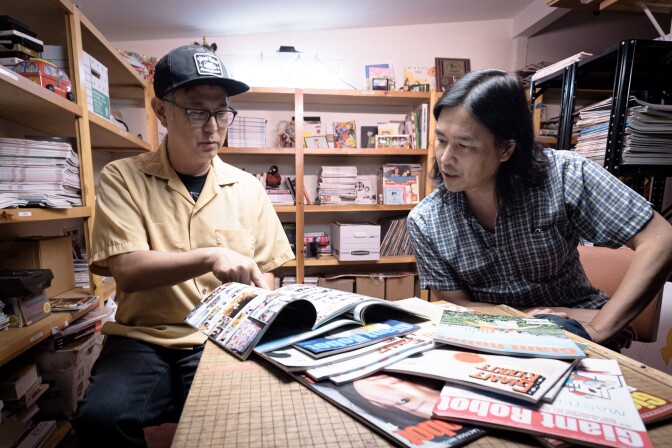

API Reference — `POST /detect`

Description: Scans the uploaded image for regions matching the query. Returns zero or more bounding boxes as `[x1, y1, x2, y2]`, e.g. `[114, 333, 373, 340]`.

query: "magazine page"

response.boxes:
[295, 372, 487, 448]
[185, 282, 311, 360]
[306, 321, 438, 383]
[256, 337, 403, 372]
[434, 310, 586, 359]
[433, 358, 653, 448]
[384, 347, 574, 404]
[293, 320, 420, 358]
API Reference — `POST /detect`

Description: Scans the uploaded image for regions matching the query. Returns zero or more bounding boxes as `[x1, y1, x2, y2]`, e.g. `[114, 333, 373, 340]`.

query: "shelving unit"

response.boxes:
[0, 0, 155, 372]
[229, 88, 437, 283]
[530, 39, 672, 211]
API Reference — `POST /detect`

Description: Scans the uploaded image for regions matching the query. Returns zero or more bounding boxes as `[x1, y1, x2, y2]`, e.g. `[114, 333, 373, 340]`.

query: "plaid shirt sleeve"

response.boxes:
[560, 154, 653, 247]
[408, 201, 466, 292]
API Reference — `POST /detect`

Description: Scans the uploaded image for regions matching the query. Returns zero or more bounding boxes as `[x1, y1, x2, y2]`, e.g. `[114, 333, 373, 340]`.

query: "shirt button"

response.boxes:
[201, 288, 207, 294]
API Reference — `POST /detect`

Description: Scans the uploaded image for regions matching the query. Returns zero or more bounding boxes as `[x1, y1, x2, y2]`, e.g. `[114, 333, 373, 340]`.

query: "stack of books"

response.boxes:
[227, 116, 266, 148]
[0, 138, 82, 208]
[0, 16, 44, 66]
[317, 166, 357, 205]
[379, 215, 412, 256]
[574, 97, 613, 163]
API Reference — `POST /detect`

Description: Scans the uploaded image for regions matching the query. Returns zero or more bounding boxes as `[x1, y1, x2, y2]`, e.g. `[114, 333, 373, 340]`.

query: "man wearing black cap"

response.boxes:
[71, 45, 294, 447]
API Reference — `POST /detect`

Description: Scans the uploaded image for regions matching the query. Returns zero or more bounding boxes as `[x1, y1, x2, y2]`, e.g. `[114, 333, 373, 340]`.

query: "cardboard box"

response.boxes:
[3, 290, 51, 327]
[331, 222, 380, 261]
[318, 276, 354, 293]
[355, 275, 385, 299]
[0, 236, 75, 297]
[385, 273, 416, 301]
[24, 334, 101, 417]
[81, 51, 110, 119]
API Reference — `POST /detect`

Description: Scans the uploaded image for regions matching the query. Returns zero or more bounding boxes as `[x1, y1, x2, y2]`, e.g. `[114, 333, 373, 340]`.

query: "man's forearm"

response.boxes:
[108, 248, 216, 292]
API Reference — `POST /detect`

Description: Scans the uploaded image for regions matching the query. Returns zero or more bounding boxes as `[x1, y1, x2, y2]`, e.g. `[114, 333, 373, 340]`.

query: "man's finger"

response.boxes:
[251, 266, 269, 290]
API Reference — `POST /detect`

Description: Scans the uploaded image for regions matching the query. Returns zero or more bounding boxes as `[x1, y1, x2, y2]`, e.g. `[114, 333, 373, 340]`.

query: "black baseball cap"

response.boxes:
[153, 44, 250, 98]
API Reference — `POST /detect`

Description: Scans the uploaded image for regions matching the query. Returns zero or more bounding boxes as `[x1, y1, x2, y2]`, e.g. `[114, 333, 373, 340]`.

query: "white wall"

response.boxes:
[113, 19, 515, 90]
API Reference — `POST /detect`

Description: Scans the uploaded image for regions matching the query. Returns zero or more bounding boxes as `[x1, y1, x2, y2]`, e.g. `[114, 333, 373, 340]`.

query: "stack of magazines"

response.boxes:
[184, 282, 662, 448]
[0, 137, 82, 208]
[622, 98, 672, 165]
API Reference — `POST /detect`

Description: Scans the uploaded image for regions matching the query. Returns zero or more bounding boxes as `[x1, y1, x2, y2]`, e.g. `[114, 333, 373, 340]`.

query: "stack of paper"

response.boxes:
[317, 165, 357, 205]
[0, 138, 82, 208]
[227, 116, 266, 148]
[573, 97, 613, 163]
[622, 98, 672, 165]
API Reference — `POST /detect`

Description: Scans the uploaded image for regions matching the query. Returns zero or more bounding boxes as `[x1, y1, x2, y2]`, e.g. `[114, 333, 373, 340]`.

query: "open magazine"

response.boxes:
[184, 282, 426, 360]
[433, 358, 652, 448]
[434, 310, 586, 359]
[384, 347, 577, 404]
[294, 372, 487, 448]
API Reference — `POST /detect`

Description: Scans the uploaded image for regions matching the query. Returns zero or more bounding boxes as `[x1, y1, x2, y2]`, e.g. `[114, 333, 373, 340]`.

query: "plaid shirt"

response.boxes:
[408, 149, 653, 309]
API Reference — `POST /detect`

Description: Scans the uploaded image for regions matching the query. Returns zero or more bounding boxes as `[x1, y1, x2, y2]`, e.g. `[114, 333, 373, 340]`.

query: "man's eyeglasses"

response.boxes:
[162, 98, 237, 127]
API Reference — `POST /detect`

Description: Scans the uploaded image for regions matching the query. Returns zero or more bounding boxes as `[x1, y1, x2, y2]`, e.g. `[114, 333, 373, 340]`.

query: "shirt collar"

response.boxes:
[139, 136, 238, 186]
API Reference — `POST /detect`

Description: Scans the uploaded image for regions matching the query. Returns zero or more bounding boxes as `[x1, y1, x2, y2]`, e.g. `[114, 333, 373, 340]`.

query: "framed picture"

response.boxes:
[304, 135, 329, 149]
[435, 58, 471, 92]
[371, 78, 389, 91]
[375, 134, 411, 149]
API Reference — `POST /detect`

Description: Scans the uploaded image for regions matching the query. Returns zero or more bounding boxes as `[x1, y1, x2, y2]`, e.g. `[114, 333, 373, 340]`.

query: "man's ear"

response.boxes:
[152, 97, 169, 128]
[500, 140, 516, 162]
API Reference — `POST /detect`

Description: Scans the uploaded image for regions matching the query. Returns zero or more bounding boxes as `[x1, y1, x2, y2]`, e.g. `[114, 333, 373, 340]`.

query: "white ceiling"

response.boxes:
[73, 0, 540, 42]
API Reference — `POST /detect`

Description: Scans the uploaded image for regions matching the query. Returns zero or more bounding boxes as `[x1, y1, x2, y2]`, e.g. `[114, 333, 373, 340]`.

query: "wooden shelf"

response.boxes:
[232, 87, 297, 104]
[304, 148, 428, 156]
[304, 204, 415, 213]
[43, 420, 72, 448]
[222, 147, 296, 155]
[282, 255, 416, 267]
[0, 66, 82, 137]
[0, 207, 92, 224]
[0, 297, 98, 367]
[274, 205, 296, 213]
[89, 114, 153, 150]
[303, 89, 431, 107]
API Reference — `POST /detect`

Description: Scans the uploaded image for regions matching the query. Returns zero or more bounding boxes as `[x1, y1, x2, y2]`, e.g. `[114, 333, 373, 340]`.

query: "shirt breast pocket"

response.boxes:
[521, 225, 568, 282]
[215, 228, 255, 258]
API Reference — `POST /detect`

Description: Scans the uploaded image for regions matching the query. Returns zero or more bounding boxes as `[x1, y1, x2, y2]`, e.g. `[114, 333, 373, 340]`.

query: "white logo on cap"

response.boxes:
[194, 53, 223, 77]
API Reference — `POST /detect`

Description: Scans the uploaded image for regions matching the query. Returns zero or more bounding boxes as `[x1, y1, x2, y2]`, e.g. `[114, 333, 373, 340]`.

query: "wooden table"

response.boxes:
[172, 305, 672, 447]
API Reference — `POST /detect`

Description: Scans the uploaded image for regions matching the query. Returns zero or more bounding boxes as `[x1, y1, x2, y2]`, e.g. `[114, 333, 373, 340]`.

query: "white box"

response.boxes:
[81, 51, 110, 119]
[331, 222, 380, 261]
[23, 334, 101, 417]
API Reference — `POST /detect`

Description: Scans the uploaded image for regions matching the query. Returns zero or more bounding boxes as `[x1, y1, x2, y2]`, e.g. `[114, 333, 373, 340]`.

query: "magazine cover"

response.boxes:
[296, 372, 487, 448]
[385, 347, 576, 404]
[184, 282, 426, 360]
[434, 310, 586, 359]
[333, 121, 357, 148]
[433, 358, 653, 448]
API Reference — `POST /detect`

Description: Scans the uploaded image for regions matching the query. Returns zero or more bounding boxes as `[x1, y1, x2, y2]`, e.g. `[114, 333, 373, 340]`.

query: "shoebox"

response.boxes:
[0, 236, 75, 297]
[331, 222, 380, 261]
[3, 290, 50, 327]
[318, 275, 355, 293]
[23, 334, 102, 417]
[385, 273, 416, 301]
[80, 50, 110, 119]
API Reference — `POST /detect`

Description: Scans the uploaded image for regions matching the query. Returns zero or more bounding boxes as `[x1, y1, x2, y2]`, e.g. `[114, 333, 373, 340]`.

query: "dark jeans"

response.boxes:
[70, 336, 204, 448]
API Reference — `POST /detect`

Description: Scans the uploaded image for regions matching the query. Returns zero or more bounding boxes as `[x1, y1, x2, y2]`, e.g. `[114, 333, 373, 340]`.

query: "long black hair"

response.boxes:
[431, 69, 548, 209]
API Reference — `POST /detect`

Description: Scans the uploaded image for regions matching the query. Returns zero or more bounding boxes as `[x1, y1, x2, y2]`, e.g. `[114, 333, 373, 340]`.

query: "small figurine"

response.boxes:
[266, 165, 282, 189]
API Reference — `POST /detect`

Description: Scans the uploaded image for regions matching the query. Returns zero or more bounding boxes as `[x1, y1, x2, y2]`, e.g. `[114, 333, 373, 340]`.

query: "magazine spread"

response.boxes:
[184, 282, 426, 360]
[295, 372, 487, 448]
[384, 347, 576, 404]
[433, 310, 586, 359]
[433, 358, 653, 448]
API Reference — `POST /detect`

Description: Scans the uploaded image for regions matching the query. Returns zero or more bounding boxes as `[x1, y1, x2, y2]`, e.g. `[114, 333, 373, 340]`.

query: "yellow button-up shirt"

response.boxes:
[90, 139, 294, 348]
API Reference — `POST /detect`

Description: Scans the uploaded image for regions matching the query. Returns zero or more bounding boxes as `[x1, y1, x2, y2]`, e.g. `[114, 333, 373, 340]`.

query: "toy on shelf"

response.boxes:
[11, 58, 75, 101]
[266, 165, 282, 189]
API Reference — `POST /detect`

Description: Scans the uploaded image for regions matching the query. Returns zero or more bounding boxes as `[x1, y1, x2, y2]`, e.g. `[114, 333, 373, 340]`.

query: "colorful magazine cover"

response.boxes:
[433, 358, 653, 448]
[333, 121, 357, 148]
[385, 347, 576, 404]
[433, 310, 586, 359]
[295, 372, 487, 448]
